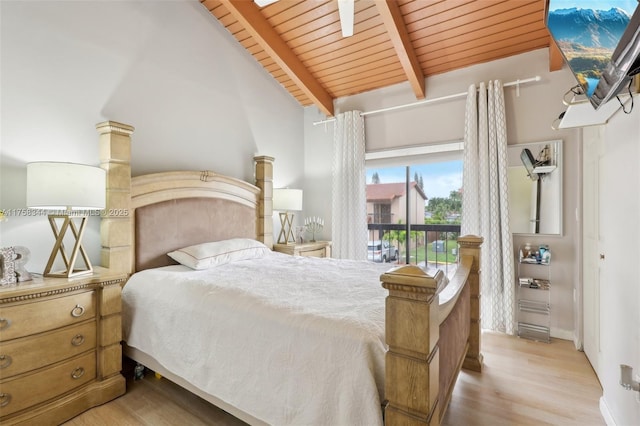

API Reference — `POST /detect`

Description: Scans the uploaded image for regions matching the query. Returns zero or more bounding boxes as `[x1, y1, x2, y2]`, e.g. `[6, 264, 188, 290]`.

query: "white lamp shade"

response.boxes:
[26, 162, 106, 210]
[273, 188, 303, 211]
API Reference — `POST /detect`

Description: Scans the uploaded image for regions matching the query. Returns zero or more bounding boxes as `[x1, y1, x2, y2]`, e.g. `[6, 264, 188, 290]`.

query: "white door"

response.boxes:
[582, 126, 604, 376]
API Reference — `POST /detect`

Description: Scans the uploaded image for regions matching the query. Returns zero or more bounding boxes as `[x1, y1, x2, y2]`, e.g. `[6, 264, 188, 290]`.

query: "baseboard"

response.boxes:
[550, 327, 574, 341]
[600, 396, 616, 426]
[573, 334, 583, 351]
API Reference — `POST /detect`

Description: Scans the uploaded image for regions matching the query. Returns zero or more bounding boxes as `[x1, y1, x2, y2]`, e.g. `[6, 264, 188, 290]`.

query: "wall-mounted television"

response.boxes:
[545, 0, 640, 110]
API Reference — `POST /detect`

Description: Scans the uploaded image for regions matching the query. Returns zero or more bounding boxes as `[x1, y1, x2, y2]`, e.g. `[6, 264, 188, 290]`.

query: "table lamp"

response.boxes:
[26, 162, 105, 278]
[273, 188, 303, 244]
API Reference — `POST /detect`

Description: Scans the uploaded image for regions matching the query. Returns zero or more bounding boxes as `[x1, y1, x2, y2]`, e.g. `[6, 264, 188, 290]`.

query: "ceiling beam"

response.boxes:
[548, 37, 564, 72]
[222, 0, 334, 116]
[375, 0, 425, 99]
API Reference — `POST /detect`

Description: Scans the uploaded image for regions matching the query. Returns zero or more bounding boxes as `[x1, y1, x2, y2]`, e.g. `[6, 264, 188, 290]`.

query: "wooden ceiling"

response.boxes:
[201, 0, 562, 116]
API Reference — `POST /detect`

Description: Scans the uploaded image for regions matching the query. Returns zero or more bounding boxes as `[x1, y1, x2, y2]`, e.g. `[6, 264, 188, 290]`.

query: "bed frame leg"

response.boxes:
[381, 265, 446, 425]
[458, 235, 483, 373]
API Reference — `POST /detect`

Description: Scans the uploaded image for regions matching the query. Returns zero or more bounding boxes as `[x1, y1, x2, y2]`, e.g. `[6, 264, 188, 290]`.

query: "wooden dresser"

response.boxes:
[0, 268, 127, 425]
[273, 241, 332, 258]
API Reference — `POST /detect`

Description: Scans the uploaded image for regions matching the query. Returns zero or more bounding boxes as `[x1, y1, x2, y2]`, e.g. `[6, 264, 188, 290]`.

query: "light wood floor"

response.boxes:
[64, 331, 604, 425]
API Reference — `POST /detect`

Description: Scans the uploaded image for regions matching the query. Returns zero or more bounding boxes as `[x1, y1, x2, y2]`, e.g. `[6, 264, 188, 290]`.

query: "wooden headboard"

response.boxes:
[131, 171, 260, 271]
[96, 120, 274, 275]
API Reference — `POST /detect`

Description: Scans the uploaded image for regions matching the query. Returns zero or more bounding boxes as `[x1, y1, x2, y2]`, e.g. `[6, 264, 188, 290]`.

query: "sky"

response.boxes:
[548, 0, 637, 14]
[366, 160, 463, 200]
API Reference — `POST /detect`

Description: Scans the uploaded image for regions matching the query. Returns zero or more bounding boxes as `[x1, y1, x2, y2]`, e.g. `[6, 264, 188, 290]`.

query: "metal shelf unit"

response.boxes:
[517, 245, 551, 343]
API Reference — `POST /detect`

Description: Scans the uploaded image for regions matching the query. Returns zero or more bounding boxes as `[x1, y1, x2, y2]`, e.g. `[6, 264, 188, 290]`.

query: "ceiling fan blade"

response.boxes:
[337, 0, 354, 37]
[254, 0, 353, 37]
[254, 0, 278, 7]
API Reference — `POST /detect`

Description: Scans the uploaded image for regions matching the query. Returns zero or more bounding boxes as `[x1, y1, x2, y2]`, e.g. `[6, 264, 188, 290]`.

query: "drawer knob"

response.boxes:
[0, 393, 11, 407]
[0, 318, 10, 330]
[71, 367, 85, 380]
[71, 334, 85, 347]
[70, 304, 85, 318]
[0, 355, 12, 369]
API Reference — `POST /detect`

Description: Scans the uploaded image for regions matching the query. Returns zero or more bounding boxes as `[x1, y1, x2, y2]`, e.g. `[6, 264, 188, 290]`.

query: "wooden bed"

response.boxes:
[96, 121, 483, 425]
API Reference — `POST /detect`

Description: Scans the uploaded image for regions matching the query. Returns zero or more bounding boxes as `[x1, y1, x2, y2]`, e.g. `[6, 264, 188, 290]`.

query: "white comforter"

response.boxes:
[122, 252, 393, 426]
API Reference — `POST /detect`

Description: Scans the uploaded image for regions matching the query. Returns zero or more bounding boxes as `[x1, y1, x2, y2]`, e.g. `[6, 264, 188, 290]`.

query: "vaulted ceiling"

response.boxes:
[201, 0, 562, 116]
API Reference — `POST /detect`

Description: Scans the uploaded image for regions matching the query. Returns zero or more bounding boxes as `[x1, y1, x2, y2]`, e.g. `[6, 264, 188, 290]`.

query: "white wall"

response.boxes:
[0, 0, 304, 272]
[303, 107, 335, 241]
[304, 48, 581, 338]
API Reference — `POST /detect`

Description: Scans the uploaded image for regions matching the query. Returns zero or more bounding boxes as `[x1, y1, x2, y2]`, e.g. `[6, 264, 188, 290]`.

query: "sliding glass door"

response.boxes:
[365, 154, 462, 275]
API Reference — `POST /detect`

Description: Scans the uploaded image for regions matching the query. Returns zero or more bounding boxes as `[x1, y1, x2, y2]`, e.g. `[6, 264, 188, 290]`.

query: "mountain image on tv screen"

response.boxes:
[547, 1, 635, 97]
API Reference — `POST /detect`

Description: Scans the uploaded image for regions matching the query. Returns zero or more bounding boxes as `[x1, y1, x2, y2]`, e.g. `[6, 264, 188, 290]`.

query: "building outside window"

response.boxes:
[365, 143, 463, 272]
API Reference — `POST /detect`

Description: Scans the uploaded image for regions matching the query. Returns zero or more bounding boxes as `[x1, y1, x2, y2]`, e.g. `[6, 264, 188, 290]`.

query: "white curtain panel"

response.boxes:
[331, 110, 368, 260]
[461, 81, 515, 334]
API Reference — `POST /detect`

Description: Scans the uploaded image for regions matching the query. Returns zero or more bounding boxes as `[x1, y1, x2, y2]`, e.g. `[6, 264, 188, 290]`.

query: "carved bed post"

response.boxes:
[458, 235, 483, 372]
[254, 155, 274, 249]
[381, 265, 447, 425]
[96, 121, 134, 274]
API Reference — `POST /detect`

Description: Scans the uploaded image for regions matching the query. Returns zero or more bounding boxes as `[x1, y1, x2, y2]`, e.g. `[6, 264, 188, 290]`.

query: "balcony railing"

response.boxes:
[367, 222, 462, 277]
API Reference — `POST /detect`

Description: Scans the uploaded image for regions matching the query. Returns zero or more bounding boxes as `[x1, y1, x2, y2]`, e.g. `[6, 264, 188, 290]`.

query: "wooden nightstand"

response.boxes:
[0, 267, 127, 425]
[273, 241, 332, 258]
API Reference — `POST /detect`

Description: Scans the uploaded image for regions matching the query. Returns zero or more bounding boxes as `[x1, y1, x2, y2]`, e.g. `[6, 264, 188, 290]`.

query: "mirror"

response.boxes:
[507, 140, 562, 235]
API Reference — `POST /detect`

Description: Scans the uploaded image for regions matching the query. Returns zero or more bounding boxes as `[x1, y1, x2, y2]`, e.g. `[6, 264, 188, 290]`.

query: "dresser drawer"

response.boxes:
[300, 248, 326, 258]
[0, 291, 95, 342]
[0, 351, 96, 418]
[0, 321, 96, 380]
[273, 242, 331, 258]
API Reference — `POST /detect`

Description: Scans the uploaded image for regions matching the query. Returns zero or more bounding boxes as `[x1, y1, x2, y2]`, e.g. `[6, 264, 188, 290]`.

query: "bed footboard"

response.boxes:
[381, 235, 482, 425]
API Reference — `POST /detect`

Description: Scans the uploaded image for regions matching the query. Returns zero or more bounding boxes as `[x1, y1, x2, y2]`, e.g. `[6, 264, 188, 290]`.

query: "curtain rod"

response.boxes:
[312, 75, 542, 126]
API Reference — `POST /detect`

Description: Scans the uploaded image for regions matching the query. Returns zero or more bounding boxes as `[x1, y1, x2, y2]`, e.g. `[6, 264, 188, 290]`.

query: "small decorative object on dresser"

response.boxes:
[0, 247, 16, 286]
[273, 240, 332, 258]
[304, 216, 324, 242]
[0, 267, 127, 424]
[13, 246, 32, 282]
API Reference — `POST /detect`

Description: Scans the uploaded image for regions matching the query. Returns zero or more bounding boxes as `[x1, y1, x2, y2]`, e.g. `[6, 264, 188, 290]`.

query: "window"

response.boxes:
[370, 203, 391, 223]
[365, 143, 463, 274]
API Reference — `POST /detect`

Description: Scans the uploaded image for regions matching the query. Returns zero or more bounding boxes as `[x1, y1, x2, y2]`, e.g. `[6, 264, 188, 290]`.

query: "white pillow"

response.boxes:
[167, 238, 269, 270]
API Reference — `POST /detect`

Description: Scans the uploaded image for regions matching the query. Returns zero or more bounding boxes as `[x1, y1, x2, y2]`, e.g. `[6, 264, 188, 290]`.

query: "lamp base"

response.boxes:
[276, 212, 296, 245]
[43, 214, 94, 278]
[45, 268, 94, 279]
